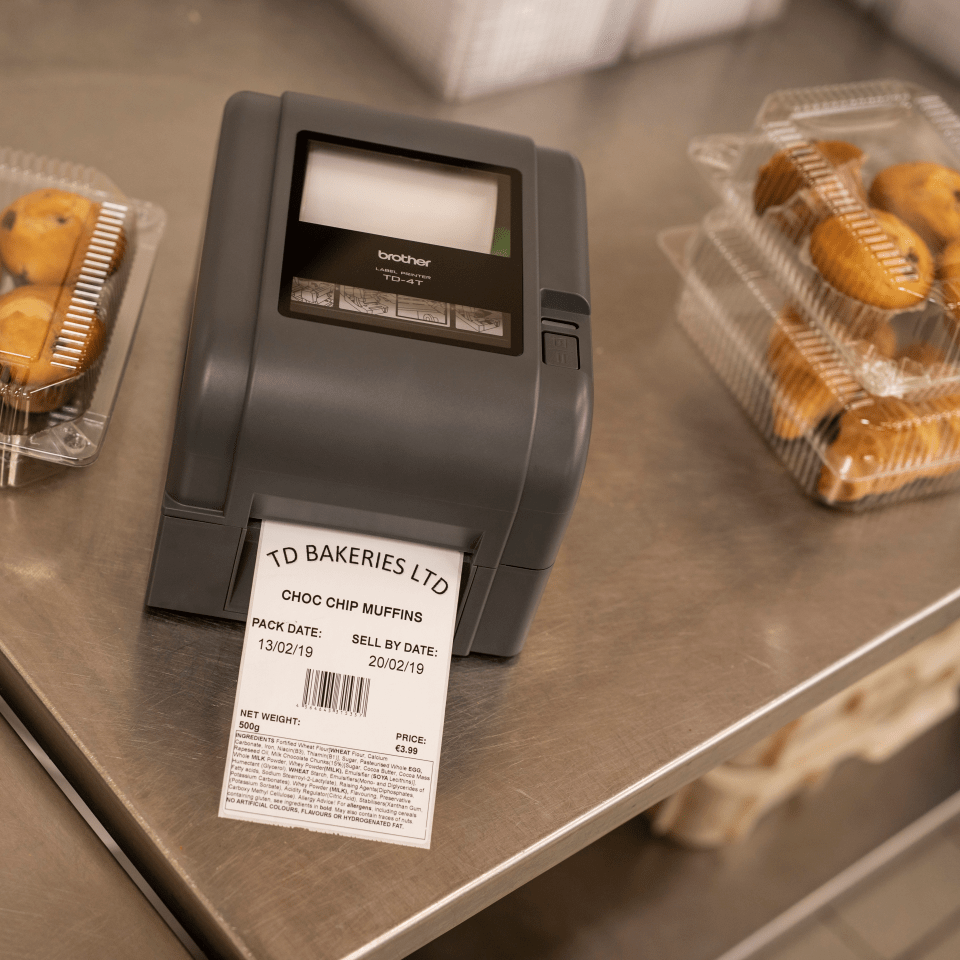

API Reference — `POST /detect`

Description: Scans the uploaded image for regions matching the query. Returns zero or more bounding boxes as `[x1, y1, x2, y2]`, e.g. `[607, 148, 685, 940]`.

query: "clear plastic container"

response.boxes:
[661, 207, 960, 509]
[689, 79, 960, 400]
[0, 149, 165, 485]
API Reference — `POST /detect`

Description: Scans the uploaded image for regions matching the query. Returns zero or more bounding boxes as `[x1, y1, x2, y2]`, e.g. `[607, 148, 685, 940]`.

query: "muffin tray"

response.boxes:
[661, 208, 960, 509]
[688, 79, 960, 400]
[0, 149, 165, 485]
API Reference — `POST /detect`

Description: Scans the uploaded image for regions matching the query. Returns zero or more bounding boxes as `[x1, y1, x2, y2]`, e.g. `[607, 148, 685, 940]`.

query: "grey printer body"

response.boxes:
[147, 91, 592, 657]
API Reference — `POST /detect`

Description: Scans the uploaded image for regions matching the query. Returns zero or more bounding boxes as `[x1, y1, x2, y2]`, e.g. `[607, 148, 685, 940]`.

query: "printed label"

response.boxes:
[218, 520, 461, 847]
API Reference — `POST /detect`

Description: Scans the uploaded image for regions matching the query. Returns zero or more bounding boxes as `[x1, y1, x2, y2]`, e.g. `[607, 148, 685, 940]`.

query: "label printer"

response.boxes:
[147, 91, 592, 657]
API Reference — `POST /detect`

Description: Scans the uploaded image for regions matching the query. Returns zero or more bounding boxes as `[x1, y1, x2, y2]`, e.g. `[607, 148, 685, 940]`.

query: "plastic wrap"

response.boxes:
[0, 150, 165, 485]
[689, 79, 960, 399]
[664, 80, 960, 509]
[662, 208, 960, 509]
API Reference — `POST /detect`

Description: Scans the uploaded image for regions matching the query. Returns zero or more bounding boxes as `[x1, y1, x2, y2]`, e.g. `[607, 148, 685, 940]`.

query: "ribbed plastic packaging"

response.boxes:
[663, 80, 960, 509]
[0, 150, 165, 486]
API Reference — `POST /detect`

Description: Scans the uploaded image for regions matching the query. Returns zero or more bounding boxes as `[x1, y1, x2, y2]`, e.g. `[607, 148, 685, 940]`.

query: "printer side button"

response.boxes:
[542, 332, 580, 370]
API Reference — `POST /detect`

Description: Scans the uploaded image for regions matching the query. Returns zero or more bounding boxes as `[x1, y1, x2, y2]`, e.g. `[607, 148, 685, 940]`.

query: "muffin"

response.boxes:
[767, 306, 844, 440]
[869, 161, 960, 253]
[818, 396, 943, 502]
[0, 188, 125, 286]
[754, 140, 866, 238]
[0, 285, 106, 413]
[938, 238, 960, 333]
[809, 208, 933, 311]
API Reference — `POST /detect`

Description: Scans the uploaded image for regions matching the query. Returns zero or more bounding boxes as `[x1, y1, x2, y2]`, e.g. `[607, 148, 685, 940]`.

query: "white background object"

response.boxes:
[338, 0, 788, 101]
[628, 0, 789, 55]
[650, 617, 960, 847]
[851, 0, 960, 81]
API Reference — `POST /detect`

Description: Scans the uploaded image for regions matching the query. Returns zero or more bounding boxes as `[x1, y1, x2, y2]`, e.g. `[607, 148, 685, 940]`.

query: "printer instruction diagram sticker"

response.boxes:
[219, 519, 461, 848]
[290, 276, 508, 336]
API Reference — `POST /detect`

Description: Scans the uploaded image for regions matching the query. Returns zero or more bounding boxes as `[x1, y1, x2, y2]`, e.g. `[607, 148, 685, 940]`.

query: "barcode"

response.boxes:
[301, 668, 370, 717]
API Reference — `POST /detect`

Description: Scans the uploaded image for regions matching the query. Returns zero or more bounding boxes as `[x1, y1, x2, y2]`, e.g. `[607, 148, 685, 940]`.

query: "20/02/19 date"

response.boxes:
[258, 638, 313, 657]
[369, 655, 424, 675]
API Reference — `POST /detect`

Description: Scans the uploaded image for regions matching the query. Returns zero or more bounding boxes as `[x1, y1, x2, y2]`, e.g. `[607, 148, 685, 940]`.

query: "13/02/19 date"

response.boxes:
[259, 638, 313, 657]
[369, 655, 424, 675]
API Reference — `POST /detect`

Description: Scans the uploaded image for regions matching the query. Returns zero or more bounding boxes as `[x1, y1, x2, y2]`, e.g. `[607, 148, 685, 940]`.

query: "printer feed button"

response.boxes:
[542, 332, 579, 369]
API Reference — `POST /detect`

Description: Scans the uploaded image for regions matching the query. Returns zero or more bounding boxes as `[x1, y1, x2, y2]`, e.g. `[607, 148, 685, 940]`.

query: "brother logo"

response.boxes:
[379, 250, 431, 267]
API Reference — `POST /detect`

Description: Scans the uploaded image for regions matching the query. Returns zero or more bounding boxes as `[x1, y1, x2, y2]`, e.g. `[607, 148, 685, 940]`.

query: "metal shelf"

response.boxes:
[408, 714, 960, 960]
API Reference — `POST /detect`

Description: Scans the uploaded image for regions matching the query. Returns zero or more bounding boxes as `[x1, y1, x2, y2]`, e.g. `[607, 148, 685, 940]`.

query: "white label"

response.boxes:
[218, 520, 462, 848]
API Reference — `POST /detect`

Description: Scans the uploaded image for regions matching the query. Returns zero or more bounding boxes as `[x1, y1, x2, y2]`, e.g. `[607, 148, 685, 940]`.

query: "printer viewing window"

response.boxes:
[299, 141, 511, 257]
[280, 131, 523, 356]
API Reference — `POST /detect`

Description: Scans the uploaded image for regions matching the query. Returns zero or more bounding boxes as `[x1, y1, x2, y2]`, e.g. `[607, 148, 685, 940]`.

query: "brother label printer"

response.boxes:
[147, 91, 592, 657]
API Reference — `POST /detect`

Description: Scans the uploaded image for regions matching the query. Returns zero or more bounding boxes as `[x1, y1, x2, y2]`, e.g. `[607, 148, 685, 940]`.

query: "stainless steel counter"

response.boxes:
[1, 1, 960, 958]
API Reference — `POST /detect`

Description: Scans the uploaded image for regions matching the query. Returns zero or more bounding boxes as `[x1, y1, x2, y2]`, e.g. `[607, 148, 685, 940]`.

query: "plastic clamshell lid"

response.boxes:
[688, 79, 960, 401]
[0, 149, 165, 485]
